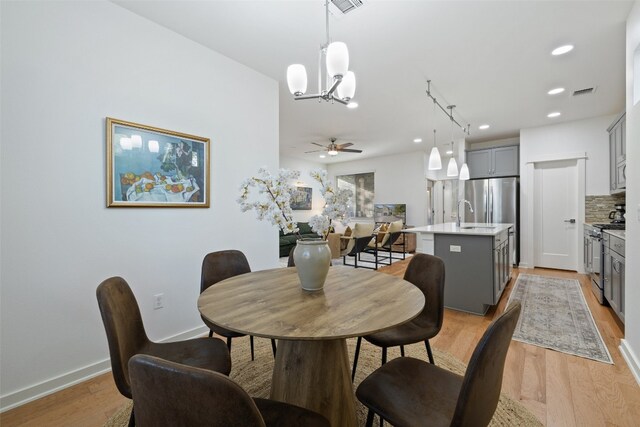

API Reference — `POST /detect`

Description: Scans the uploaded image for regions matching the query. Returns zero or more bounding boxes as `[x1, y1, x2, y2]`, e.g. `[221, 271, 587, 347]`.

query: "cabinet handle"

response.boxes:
[613, 260, 622, 273]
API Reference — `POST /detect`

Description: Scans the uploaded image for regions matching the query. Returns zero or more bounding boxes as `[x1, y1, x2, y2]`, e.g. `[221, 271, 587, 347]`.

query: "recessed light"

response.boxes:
[347, 102, 358, 109]
[413, 138, 422, 143]
[552, 45, 573, 56]
[478, 124, 490, 130]
[547, 112, 561, 118]
[319, 154, 326, 158]
[446, 150, 453, 155]
[548, 87, 565, 95]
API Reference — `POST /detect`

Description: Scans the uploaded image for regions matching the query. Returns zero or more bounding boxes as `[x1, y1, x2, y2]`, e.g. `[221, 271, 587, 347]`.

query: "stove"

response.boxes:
[586, 223, 625, 305]
[592, 223, 626, 230]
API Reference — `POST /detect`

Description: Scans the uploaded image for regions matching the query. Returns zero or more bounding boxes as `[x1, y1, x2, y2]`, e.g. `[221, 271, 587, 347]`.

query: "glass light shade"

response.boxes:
[120, 137, 132, 150]
[130, 134, 142, 149]
[428, 147, 442, 170]
[326, 42, 349, 78]
[459, 163, 470, 180]
[328, 149, 339, 156]
[287, 64, 307, 95]
[148, 140, 159, 153]
[447, 157, 459, 177]
[337, 71, 356, 100]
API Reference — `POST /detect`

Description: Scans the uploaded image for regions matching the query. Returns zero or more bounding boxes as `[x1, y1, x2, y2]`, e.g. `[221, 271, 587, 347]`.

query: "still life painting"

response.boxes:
[106, 118, 210, 207]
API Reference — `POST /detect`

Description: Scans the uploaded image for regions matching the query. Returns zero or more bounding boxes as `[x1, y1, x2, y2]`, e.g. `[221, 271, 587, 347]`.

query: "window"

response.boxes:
[336, 172, 374, 219]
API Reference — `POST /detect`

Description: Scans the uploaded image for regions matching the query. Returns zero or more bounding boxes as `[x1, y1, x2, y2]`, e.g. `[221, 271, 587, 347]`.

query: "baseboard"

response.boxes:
[518, 262, 531, 269]
[620, 339, 640, 386]
[0, 325, 210, 413]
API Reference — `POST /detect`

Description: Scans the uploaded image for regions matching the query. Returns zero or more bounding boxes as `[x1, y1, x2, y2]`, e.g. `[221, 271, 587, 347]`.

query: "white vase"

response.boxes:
[293, 239, 331, 291]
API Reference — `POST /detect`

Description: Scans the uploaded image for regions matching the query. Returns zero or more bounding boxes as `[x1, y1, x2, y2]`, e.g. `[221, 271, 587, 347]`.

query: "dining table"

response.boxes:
[198, 265, 425, 427]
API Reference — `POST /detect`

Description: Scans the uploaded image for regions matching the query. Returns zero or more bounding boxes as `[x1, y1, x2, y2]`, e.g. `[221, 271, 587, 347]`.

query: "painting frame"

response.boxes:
[291, 187, 313, 210]
[106, 117, 210, 208]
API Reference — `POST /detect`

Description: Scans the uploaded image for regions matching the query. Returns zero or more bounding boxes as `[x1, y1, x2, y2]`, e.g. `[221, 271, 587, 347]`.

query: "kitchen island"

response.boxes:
[405, 223, 513, 315]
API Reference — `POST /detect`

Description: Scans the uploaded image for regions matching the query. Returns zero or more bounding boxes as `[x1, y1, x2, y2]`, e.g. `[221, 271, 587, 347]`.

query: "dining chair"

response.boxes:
[128, 354, 330, 427]
[201, 250, 276, 359]
[96, 277, 231, 427]
[352, 253, 445, 381]
[356, 302, 522, 427]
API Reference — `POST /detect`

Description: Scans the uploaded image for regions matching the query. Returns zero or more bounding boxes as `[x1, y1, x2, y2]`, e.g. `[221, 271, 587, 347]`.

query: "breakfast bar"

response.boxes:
[406, 223, 513, 315]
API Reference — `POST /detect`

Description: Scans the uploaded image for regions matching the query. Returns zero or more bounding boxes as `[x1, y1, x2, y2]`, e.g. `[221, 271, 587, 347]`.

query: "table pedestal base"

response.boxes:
[270, 339, 358, 427]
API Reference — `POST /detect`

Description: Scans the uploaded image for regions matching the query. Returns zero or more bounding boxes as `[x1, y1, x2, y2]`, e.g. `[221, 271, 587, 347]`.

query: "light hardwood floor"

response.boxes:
[2, 262, 639, 426]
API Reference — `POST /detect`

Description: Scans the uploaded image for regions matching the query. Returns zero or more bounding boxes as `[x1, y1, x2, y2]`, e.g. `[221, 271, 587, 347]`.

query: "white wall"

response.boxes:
[520, 115, 616, 196]
[279, 156, 326, 223]
[519, 115, 616, 269]
[327, 151, 427, 226]
[467, 136, 519, 150]
[620, 0, 640, 385]
[0, 1, 279, 410]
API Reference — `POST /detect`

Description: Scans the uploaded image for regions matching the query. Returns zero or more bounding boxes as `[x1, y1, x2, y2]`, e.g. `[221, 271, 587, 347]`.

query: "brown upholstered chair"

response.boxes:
[96, 277, 231, 427]
[201, 250, 276, 359]
[352, 253, 445, 381]
[128, 354, 330, 427]
[356, 302, 522, 427]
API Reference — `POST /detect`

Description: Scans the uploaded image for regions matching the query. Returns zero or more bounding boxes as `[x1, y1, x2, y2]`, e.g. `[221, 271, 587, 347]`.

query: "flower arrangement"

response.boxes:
[238, 167, 352, 239]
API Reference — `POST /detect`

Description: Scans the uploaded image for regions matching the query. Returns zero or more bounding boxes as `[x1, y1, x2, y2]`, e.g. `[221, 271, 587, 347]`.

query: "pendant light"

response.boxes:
[428, 99, 442, 170]
[428, 129, 442, 170]
[446, 106, 458, 177]
[459, 163, 470, 180]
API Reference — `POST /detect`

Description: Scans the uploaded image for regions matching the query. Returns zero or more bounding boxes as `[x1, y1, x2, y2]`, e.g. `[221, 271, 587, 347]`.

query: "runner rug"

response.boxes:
[507, 273, 612, 364]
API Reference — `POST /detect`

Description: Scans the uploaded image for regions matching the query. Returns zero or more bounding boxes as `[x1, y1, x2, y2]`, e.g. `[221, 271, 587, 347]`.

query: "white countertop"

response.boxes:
[405, 222, 513, 236]
[604, 230, 626, 240]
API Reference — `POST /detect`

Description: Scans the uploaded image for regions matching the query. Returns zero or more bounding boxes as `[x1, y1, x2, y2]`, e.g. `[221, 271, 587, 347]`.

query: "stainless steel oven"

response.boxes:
[584, 224, 603, 303]
[588, 223, 625, 304]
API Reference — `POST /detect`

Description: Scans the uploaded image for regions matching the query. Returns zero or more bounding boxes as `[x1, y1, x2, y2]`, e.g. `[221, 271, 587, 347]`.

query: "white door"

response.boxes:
[533, 159, 579, 270]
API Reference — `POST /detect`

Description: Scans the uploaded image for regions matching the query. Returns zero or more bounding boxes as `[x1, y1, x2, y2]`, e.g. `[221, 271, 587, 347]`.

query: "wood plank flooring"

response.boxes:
[2, 263, 639, 426]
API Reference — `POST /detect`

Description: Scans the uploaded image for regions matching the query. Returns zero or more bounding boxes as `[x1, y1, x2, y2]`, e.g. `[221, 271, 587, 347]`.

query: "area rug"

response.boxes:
[104, 337, 541, 427]
[278, 252, 412, 268]
[507, 273, 613, 364]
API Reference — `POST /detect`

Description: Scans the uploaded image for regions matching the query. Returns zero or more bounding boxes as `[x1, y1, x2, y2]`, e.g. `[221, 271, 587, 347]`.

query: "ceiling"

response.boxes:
[113, 0, 632, 164]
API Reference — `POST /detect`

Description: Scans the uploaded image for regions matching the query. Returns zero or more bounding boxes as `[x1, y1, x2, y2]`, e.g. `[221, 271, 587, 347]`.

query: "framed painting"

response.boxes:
[291, 187, 312, 210]
[106, 118, 210, 208]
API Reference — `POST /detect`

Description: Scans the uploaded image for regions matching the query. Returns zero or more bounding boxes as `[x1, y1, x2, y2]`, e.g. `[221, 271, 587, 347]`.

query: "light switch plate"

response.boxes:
[450, 245, 462, 253]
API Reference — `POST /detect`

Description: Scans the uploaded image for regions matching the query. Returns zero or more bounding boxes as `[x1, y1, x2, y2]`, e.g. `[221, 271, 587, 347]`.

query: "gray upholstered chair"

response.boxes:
[356, 302, 522, 427]
[97, 277, 231, 427]
[201, 250, 276, 359]
[128, 354, 330, 427]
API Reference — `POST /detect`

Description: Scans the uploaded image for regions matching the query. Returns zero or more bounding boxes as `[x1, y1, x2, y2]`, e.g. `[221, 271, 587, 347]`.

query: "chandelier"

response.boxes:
[286, 1, 356, 106]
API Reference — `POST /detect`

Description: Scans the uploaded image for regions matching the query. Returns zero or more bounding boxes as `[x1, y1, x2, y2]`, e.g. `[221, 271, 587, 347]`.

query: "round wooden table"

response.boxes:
[198, 266, 425, 427]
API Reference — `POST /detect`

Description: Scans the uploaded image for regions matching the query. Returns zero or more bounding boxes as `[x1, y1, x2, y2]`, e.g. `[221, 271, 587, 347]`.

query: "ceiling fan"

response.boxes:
[305, 137, 363, 156]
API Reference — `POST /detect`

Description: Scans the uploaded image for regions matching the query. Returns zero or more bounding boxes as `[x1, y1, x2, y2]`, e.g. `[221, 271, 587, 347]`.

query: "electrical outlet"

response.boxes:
[153, 293, 164, 310]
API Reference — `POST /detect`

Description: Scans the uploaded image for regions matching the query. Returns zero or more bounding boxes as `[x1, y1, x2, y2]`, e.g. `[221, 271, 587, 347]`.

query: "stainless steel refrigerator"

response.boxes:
[464, 177, 519, 265]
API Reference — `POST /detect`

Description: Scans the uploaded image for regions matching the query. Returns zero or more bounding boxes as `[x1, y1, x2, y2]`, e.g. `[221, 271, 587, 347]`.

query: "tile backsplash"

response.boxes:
[585, 194, 626, 223]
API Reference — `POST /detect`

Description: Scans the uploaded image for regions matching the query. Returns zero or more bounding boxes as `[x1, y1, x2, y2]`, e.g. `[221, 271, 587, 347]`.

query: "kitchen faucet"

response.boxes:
[457, 199, 474, 227]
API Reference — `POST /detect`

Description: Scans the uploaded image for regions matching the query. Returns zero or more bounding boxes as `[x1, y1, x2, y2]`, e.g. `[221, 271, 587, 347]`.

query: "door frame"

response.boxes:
[520, 152, 586, 271]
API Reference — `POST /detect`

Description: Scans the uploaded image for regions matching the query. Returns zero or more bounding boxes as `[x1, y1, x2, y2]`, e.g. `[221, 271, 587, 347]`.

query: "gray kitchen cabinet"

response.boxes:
[608, 113, 626, 193]
[603, 232, 625, 324]
[435, 227, 512, 315]
[466, 146, 519, 179]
